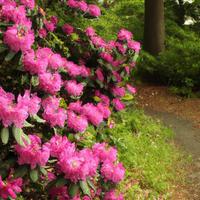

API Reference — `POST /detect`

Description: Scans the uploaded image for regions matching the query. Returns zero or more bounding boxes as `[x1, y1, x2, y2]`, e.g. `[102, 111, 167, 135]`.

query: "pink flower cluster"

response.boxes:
[15, 134, 50, 169]
[48, 135, 125, 184]
[67, 0, 101, 17]
[0, 176, 22, 200]
[0, 88, 41, 128]
[42, 96, 67, 127]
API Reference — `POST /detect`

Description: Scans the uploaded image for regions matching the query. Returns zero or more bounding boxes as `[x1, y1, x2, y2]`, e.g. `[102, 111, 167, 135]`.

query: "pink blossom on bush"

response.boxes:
[78, 1, 88, 12]
[15, 135, 50, 169]
[38, 28, 47, 38]
[127, 40, 141, 53]
[65, 61, 82, 77]
[20, 0, 35, 9]
[126, 84, 137, 94]
[23, 49, 48, 74]
[91, 36, 106, 48]
[112, 98, 125, 111]
[101, 161, 125, 183]
[100, 52, 114, 63]
[82, 103, 104, 126]
[62, 24, 74, 35]
[92, 143, 117, 162]
[17, 90, 41, 116]
[49, 186, 69, 200]
[117, 29, 133, 41]
[96, 68, 104, 82]
[0, 176, 23, 200]
[49, 134, 75, 158]
[88, 4, 101, 17]
[104, 190, 124, 200]
[67, 0, 78, 8]
[39, 72, 62, 94]
[4, 23, 34, 52]
[42, 97, 67, 127]
[64, 80, 84, 96]
[67, 110, 88, 132]
[95, 90, 110, 106]
[85, 27, 96, 37]
[97, 103, 111, 119]
[112, 86, 125, 97]
[112, 71, 122, 82]
[48, 53, 65, 70]
[68, 101, 82, 113]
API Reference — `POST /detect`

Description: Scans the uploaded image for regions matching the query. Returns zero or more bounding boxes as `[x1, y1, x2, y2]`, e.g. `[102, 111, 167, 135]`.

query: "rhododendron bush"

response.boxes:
[0, 0, 140, 199]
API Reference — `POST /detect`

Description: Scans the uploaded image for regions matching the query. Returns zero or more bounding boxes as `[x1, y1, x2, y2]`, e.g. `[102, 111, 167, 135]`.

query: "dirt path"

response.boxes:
[136, 85, 200, 199]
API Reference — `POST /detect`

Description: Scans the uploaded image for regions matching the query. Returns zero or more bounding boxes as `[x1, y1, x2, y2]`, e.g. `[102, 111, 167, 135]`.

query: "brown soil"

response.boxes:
[136, 85, 200, 128]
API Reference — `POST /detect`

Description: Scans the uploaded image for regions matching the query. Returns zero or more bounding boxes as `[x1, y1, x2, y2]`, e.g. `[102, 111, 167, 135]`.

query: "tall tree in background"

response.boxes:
[144, 0, 165, 55]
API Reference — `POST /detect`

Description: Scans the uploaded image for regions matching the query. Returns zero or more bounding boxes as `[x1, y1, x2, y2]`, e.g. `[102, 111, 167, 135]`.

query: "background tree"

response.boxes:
[144, 0, 165, 55]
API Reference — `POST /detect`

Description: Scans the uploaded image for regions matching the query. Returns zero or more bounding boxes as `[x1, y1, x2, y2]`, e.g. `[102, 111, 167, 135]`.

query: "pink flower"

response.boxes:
[44, 20, 56, 32]
[67, 0, 78, 8]
[68, 101, 82, 113]
[0, 176, 23, 200]
[100, 52, 114, 63]
[23, 49, 48, 75]
[14, 134, 50, 169]
[95, 90, 110, 106]
[78, 1, 88, 12]
[88, 4, 101, 17]
[49, 186, 69, 200]
[38, 28, 47, 38]
[112, 71, 122, 82]
[112, 98, 125, 111]
[96, 68, 104, 82]
[97, 103, 111, 119]
[64, 80, 84, 96]
[112, 86, 125, 97]
[126, 84, 137, 94]
[58, 148, 98, 182]
[91, 36, 106, 48]
[17, 90, 41, 116]
[115, 42, 127, 54]
[101, 161, 125, 183]
[104, 190, 124, 200]
[92, 143, 117, 162]
[67, 110, 88, 132]
[42, 97, 67, 127]
[85, 27, 96, 37]
[62, 24, 74, 35]
[127, 40, 141, 53]
[4, 23, 34, 52]
[118, 29, 133, 41]
[48, 53, 65, 70]
[20, 0, 35, 9]
[65, 61, 82, 77]
[49, 135, 75, 158]
[39, 72, 62, 94]
[82, 103, 104, 126]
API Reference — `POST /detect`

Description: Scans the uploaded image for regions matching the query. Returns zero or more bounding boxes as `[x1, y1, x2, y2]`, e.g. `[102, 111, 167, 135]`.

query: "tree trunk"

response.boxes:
[144, 0, 165, 55]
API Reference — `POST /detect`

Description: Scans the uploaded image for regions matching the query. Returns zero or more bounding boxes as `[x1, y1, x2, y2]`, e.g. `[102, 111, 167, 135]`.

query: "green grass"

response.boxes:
[103, 108, 182, 199]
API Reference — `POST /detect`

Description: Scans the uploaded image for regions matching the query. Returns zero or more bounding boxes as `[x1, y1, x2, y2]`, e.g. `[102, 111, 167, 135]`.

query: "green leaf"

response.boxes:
[121, 93, 134, 101]
[40, 167, 47, 176]
[79, 181, 91, 197]
[5, 51, 16, 62]
[69, 184, 79, 198]
[31, 76, 39, 87]
[32, 114, 46, 123]
[24, 121, 34, 128]
[14, 165, 28, 178]
[30, 169, 38, 182]
[12, 126, 30, 146]
[0, 44, 8, 53]
[87, 179, 96, 192]
[55, 177, 68, 187]
[1, 128, 9, 145]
